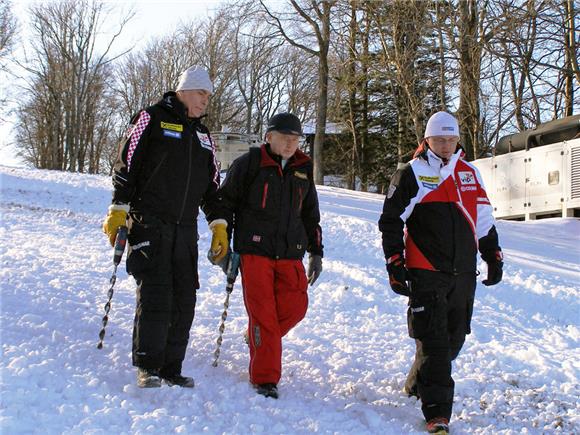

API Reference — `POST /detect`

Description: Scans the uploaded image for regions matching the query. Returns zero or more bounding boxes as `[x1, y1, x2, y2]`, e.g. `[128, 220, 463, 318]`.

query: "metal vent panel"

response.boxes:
[571, 146, 580, 199]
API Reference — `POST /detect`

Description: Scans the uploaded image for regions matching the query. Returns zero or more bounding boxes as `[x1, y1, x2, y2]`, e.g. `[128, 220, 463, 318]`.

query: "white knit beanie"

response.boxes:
[176, 66, 213, 94]
[424, 111, 459, 138]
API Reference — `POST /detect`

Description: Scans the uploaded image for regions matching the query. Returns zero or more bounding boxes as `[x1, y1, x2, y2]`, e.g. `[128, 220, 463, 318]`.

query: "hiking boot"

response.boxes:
[161, 374, 195, 388]
[137, 368, 162, 388]
[254, 383, 278, 399]
[426, 417, 449, 434]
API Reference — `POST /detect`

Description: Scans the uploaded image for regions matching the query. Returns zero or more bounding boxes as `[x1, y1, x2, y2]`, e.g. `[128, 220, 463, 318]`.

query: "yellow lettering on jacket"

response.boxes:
[418, 175, 440, 183]
[294, 171, 308, 180]
[160, 122, 183, 132]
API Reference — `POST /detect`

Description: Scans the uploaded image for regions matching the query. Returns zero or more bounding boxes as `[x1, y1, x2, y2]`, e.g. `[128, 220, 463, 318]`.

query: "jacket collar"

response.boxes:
[423, 147, 464, 170]
[157, 91, 203, 127]
[260, 143, 311, 169]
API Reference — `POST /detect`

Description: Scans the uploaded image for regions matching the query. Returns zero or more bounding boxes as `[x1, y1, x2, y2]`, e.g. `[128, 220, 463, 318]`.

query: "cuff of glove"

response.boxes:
[209, 219, 228, 230]
[109, 203, 130, 213]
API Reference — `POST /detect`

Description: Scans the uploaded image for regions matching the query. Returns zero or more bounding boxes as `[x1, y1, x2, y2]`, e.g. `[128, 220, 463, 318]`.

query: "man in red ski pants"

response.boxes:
[209, 113, 323, 398]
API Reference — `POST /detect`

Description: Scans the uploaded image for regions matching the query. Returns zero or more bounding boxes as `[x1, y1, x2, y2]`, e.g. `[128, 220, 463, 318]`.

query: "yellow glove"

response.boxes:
[102, 204, 129, 246]
[209, 220, 229, 263]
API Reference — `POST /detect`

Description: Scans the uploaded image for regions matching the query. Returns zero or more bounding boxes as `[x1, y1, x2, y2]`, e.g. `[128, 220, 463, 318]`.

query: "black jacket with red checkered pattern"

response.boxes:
[378, 148, 500, 273]
[111, 92, 220, 225]
[215, 144, 323, 260]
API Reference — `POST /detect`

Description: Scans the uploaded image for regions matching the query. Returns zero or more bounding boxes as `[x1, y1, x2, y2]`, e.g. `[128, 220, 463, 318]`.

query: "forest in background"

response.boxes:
[1, 0, 578, 192]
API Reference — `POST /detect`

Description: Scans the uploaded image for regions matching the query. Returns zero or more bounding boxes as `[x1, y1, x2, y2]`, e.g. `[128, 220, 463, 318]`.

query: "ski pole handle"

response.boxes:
[226, 252, 240, 285]
[113, 226, 128, 266]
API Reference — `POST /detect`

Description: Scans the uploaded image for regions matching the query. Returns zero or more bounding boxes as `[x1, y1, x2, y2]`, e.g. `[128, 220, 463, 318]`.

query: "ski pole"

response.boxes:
[97, 226, 128, 349]
[212, 252, 241, 367]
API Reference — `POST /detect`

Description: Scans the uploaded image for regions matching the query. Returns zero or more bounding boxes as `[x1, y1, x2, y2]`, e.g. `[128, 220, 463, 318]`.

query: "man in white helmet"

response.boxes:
[102, 66, 228, 388]
[378, 111, 503, 434]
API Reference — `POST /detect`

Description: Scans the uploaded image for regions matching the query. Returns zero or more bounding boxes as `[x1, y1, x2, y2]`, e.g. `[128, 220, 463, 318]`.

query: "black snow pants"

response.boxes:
[404, 269, 476, 421]
[127, 212, 199, 377]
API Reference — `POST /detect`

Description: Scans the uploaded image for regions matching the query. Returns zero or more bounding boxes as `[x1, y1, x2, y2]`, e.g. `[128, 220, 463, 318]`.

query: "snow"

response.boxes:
[1, 164, 579, 434]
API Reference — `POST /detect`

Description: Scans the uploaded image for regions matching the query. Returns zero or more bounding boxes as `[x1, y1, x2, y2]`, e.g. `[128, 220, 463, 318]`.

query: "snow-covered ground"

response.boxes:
[1, 165, 578, 434]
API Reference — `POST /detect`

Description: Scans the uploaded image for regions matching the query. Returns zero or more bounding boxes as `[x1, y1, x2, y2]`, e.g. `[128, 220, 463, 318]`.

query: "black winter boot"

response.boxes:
[137, 368, 161, 388]
[161, 374, 195, 388]
[255, 383, 278, 399]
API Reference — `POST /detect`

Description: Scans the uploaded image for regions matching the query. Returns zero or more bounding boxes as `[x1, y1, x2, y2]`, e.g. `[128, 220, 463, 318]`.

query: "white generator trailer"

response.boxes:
[472, 115, 580, 220]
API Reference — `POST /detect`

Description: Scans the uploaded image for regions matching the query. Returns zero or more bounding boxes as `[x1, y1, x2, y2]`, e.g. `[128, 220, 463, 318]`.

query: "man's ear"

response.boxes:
[265, 131, 272, 143]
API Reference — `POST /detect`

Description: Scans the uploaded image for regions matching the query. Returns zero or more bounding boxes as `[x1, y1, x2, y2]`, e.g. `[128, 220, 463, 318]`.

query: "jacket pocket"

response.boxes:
[407, 292, 437, 339]
[126, 219, 161, 277]
[294, 261, 308, 293]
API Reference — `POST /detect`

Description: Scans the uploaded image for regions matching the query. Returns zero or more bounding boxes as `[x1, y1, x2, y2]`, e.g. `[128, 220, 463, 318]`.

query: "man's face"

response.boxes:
[426, 135, 459, 160]
[177, 89, 211, 118]
[266, 131, 301, 159]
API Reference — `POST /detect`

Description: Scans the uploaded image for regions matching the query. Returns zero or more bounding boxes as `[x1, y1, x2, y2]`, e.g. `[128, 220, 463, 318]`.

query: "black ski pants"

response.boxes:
[127, 213, 199, 376]
[404, 269, 476, 421]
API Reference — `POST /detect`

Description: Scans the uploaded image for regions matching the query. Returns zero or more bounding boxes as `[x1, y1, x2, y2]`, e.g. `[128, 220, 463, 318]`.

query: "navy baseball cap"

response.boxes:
[266, 113, 303, 136]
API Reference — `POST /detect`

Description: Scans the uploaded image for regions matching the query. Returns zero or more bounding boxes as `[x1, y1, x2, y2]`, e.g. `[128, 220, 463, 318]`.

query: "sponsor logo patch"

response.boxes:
[411, 306, 425, 313]
[294, 171, 308, 180]
[163, 129, 181, 139]
[441, 126, 455, 131]
[421, 182, 438, 190]
[458, 171, 475, 185]
[196, 131, 214, 151]
[387, 184, 397, 199]
[131, 241, 151, 250]
[418, 175, 440, 184]
[252, 235, 261, 242]
[160, 122, 183, 132]
[460, 185, 477, 192]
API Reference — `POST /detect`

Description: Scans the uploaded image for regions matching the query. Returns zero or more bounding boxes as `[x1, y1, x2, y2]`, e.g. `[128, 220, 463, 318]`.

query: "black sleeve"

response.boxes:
[302, 165, 323, 257]
[111, 110, 153, 205]
[200, 130, 222, 221]
[478, 226, 501, 261]
[206, 152, 252, 227]
[378, 164, 417, 261]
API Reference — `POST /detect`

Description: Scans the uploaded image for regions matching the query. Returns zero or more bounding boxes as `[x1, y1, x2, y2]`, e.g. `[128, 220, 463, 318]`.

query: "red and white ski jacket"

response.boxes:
[379, 148, 500, 273]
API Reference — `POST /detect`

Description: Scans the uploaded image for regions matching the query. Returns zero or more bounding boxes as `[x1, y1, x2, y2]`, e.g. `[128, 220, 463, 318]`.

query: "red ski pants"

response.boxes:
[240, 254, 308, 384]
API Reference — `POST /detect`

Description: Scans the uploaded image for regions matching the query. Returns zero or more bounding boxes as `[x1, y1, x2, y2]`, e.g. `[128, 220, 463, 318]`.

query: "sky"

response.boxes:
[0, 0, 225, 167]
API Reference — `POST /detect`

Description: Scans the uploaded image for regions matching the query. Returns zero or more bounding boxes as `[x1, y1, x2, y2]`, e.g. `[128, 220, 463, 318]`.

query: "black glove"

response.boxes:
[307, 254, 323, 285]
[482, 249, 503, 286]
[386, 253, 410, 296]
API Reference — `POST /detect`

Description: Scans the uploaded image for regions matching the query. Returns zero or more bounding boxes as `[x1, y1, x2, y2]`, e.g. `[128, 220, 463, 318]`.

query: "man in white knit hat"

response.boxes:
[378, 111, 503, 434]
[103, 66, 228, 388]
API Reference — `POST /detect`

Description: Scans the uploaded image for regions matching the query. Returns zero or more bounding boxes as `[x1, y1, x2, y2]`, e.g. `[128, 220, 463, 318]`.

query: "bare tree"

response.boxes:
[562, 0, 579, 115]
[0, 0, 16, 66]
[257, 0, 337, 184]
[179, 7, 244, 132]
[0, 0, 17, 116]
[113, 34, 195, 125]
[481, 0, 579, 148]
[15, 0, 132, 172]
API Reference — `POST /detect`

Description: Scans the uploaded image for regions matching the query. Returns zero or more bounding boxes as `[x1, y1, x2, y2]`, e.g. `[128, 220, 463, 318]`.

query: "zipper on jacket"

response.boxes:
[261, 182, 269, 209]
[177, 135, 193, 224]
[451, 177, 459, 273]
[298, 186, 303, 212]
